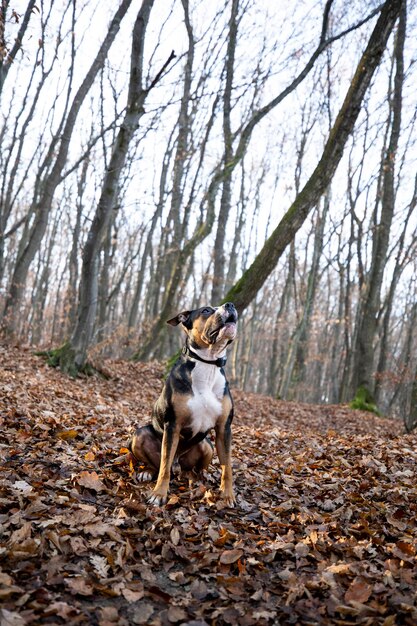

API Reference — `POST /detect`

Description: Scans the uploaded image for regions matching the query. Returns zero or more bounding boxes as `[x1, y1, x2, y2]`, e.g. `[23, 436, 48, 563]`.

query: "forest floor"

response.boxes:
[0, 342, 416, 626]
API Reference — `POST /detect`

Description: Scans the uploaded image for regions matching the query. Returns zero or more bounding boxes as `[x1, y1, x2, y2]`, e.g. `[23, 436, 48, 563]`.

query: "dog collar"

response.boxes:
[183, 346, 227, 368]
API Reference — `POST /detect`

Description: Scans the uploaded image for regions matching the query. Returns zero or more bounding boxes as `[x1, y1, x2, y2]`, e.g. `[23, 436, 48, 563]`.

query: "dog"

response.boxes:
[129, 302, 238, 506]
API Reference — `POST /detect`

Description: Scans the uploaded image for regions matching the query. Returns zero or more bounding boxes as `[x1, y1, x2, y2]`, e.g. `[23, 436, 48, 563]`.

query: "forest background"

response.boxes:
[0, 0, 416, 427]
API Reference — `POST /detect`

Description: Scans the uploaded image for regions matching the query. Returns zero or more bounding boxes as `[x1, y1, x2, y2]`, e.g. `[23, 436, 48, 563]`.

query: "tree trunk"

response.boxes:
[133, 0, 380, 360]
[405, 366, 417, 433]
[64, 159, 89, 336]
[211, 0, 239, 303]
[63, 0, 175, 373]
[0, 0, 37, 98]
[278, 197, 328, 398]
[349, 0, 405, 401]
[374, 191, 416, 405]
[2, 0, 133, 336]
[268, 242, 296, 396]
[127, 148, 172, 330]
[144, 0, 195, 331]
[224, 0, 403, 314]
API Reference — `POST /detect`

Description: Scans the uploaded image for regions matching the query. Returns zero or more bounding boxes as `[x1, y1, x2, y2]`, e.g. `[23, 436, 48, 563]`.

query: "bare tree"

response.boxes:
[1, 0, 133, 336]
[349, 0, 406, 405]
[278, 197, 329, 399]
[211, 0, 239, 303]
[1, 0, 415, 418]
[134, 0, 384, 360]
[225, 0, 403, 314]
[0, 0, 37, 97]
[55, 0, 176, 374]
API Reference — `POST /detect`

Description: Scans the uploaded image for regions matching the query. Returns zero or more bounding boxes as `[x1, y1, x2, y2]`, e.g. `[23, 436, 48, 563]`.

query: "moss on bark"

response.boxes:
[350, 386, 381, 416]
[37, 343, 95, 378]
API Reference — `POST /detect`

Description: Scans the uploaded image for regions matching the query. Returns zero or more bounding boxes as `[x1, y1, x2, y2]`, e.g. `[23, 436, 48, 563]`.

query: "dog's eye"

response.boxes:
[202, 307, 213, 315]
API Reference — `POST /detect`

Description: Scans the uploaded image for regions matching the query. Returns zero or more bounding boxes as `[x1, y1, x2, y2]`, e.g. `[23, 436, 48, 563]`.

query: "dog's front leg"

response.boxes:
[148, 423, 179, 506]
[215, 415, 235, 507]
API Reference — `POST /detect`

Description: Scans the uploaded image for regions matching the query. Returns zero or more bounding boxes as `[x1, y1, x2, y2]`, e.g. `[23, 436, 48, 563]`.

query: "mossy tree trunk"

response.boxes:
[223, 0, 403, 316]
[133, 0, 383, 361]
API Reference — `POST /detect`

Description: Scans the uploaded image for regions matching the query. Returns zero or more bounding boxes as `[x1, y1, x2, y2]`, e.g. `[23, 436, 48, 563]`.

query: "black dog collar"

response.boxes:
[183, 346, 227, 368]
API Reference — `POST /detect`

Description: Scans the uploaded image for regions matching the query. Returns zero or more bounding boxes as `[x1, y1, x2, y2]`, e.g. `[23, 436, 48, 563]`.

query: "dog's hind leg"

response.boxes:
[179, 438, 213, 494]
[179, 438, 213, 473]
[129, 425, 161, 482]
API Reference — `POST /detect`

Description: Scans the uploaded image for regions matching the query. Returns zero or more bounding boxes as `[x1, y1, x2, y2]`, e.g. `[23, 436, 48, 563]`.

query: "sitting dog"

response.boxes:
[129, 302, 238, 506]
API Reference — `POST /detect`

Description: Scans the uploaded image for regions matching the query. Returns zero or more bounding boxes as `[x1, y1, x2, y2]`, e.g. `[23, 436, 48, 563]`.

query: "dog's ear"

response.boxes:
[167, 310, 192, 328]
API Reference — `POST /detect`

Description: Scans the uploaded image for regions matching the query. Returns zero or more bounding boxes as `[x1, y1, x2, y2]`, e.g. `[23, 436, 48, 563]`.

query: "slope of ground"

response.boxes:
[0, 343, 416, 625]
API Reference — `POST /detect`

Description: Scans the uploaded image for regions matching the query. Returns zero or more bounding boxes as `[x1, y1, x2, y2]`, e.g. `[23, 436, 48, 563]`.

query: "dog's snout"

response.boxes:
[223, 302, 236, 315]
[221, 302, 237, 322]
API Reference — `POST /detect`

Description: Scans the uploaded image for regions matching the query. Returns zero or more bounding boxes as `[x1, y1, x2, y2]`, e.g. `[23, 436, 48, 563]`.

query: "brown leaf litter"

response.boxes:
[0, 343, 416, 625]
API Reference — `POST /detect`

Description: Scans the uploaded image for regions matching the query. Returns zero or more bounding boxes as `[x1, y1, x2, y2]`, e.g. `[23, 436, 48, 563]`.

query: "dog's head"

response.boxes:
[167, 302, 238, 350]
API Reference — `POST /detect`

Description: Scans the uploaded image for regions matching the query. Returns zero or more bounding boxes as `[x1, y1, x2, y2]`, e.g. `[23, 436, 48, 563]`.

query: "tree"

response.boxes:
[1, 0, 415, 418]
[278, 197, 329, 399]
[224, 0, 403, 315]
[349, 0, 406, 406]
[134, 0, 384, 360]
[55, 0, 176, 374]
[0, 0, 37, 98]
[1, 0, 133, 336]
[211, 0, 239, 303]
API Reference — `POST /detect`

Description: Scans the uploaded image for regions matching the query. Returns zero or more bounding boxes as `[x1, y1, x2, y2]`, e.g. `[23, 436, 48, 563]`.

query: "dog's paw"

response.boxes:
[136, 471, 154, 482]
[147, 492, 168, 506]
[221, 491, 236, 508]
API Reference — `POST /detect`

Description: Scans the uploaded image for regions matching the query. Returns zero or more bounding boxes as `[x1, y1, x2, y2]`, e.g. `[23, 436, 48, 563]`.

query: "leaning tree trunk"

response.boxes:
[59, 0, 175, 374]
[224, 0, 403, 314]
[133, 0, 383, 360]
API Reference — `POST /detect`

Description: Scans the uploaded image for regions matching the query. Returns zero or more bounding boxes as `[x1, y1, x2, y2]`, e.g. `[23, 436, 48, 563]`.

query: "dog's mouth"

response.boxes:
[205, 310, 237, 344]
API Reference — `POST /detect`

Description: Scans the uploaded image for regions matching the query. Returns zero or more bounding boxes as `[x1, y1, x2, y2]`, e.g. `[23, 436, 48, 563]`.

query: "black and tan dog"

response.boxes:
[129, 302, 238, 506]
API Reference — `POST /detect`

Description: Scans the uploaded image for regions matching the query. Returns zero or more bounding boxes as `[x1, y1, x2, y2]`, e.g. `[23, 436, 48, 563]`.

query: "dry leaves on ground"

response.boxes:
[0, 343, 416, 625]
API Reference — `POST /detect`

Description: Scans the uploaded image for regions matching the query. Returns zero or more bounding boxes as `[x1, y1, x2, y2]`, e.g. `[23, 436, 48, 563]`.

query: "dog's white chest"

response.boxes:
[187, 363, 225, 435]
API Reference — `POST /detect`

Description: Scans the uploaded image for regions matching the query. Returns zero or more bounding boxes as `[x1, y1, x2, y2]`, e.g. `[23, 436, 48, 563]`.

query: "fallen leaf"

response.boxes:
[46, 602, 78, 619]
[89, 554, 110, 578]
[0, 609, 26, 626]
[76, 471, 105, 492]
[99, 606, 119, 623]
[57, 429, 79, 440]
[167, 606, 188, 622]
[345, 578, 373, 604]
[65, 577, 94, 596]
[12, 480, 33, 494]
[122, 588, 144, 603]
[170, 527, 180, 546]
[130, 602, 154, 624]
[219, 548, 244, 564]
